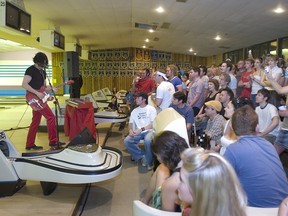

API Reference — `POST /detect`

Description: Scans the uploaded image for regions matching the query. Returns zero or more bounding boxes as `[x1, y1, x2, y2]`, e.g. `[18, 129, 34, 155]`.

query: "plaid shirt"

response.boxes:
[206, 114, 225, 143]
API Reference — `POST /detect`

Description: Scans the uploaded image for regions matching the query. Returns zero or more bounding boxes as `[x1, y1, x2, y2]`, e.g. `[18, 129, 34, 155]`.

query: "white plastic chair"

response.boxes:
[246, 206, 278, 216]
[133, 200, 279, 216]
[133, 200, 181, 216]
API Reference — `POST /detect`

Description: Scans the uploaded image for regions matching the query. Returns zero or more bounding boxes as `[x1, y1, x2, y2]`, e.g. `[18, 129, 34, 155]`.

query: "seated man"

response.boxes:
[224, 105, 288, 207]
[204, 100, 226, 146]
[124, 92, 157, 170]
[255, 88, 280, 143]
[169, 91, 194, 133]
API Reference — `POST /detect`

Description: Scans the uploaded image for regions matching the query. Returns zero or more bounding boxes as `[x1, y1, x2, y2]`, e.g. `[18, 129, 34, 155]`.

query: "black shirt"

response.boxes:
[24, 65, 46, 90]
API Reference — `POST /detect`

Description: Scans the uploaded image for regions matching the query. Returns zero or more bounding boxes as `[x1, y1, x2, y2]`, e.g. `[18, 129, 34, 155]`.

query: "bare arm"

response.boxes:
[22, 75, 44, 99]
[141, 164, 170, 205]
[161, 173, 180, 211]
[176, 84, 183, 92]
[259, 116, 279, 136]
[188, 92, 200, 107]
[278, 197, 288, 216]
[155, 98, 163, 107]
[267, 74, 288, 94]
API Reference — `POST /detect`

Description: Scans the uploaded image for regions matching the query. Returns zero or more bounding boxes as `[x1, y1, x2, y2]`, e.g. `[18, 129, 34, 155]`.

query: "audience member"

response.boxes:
[219, 72, 231, 90]
[170, 91, 194, 133]
[187, 67, 205, 116]
[204, 100, 226, 145]
[108, 95, 121, 112]
[224, 105, 288, 207]
[166, 64, 183, 92]
[238, 58, 254, 99]
[218, 87, 234, 118]
[249, 57, 265, 107]
[134, 68, 155, 95]
[199, 65, 209, 99]
[265, 74, 288, 154]
[181, 72, 190, 95]
[194, 79, 220, 134]
[263, 55, 282, 107]
[255, 88, 280, 143]
[178, 148, 247, 216]
[152, 71, 175, 113]
[218, 97, 253, 154]
[124, 92, 157, 170]
[220, 61, 237, 95]
[141, 131, 188, 211]
[235, 59, 246, 97]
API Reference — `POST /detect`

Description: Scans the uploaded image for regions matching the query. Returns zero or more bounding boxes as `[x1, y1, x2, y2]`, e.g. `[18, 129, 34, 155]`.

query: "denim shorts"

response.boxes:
[275, 129, 288, 150]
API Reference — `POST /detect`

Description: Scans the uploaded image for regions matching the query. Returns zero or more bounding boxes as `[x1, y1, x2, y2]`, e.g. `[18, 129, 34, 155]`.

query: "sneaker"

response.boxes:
[50, 145, 63, 150]
[25, 145, 43, 150]
[141, 156, 147, 167]
[147, 164, 154, 171]
[49, 141, 65, 147]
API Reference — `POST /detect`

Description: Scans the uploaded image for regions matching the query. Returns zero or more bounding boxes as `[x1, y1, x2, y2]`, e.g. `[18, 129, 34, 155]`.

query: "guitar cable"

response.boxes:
[4, 104, 30, 140]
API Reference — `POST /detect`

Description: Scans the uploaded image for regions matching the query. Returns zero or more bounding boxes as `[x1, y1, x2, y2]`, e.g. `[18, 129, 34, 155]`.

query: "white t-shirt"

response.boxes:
[156, 81, 175, 110]
[255, 103, 280, 136]
[129, 105, 157, 130]
[228, 73, 237, 91]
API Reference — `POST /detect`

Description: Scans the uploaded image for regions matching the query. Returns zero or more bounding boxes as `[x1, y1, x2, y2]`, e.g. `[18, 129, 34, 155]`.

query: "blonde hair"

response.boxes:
[181, 149, 247, 216]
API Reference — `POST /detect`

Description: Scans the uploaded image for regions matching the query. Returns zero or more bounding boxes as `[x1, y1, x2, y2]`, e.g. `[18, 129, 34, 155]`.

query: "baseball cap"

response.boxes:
[156, 71, 168, 80]
[205, 100, 222, 112]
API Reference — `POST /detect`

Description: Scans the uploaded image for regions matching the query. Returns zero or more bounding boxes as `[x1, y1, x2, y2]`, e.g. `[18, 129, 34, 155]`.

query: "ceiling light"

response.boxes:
[145, 38, 149, 42]
[189, 48, 193, 52]
[215, 35, 221, 40]
[156, 6, 164, 13]
[194, 53, 197, 55]
[148, 29, 154, 33]
[274, 7, 285, 13]
[142, 45, 146, 48]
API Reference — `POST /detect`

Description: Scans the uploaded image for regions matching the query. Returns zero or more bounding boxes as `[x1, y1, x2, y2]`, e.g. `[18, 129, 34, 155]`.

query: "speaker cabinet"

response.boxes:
[63, 51, 79, 77]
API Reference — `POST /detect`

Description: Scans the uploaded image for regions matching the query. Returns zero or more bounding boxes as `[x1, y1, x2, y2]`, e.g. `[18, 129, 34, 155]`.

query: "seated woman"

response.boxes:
[178, 148, 247, 216]
[194, 79, 220, 134]
[141, 131, 188, 212]
[108, 95, 121, 112]
[217, 97, 253, 154]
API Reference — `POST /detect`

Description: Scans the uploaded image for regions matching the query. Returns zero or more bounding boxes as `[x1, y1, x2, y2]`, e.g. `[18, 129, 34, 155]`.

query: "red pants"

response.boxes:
[26, 105, 58, 147]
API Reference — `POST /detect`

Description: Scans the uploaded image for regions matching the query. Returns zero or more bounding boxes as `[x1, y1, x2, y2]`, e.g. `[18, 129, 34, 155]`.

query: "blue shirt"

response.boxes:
[169, 103, 194, 124]
[224, 136, 288, 207]
[169, 76, 183, 91]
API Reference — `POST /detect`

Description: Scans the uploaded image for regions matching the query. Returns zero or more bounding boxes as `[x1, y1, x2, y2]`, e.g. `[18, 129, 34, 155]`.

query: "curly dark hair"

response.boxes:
[231, 97, 254, 110]
[151, 131, 188, 171]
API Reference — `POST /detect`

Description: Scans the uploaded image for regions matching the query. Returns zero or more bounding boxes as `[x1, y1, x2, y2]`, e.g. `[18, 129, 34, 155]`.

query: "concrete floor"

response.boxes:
[0, 99, 151, 216]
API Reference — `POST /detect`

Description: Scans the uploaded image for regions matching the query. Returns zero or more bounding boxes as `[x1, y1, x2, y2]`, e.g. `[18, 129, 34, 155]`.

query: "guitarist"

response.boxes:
[22, 52, 64, 150]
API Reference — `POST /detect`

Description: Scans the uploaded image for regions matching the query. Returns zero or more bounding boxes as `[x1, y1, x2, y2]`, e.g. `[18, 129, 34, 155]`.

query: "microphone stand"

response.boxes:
[46, 69, 61, 149]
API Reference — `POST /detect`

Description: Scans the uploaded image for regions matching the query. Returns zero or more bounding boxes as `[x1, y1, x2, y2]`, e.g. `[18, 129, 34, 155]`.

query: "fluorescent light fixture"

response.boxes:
[145, 38, 149, 42]
[189, 48, 193, 52]
[274, 7, 285, 13]
[215, 35, 221, 40]
[156, 6, 164, 13]
[148, 29, 154, 33]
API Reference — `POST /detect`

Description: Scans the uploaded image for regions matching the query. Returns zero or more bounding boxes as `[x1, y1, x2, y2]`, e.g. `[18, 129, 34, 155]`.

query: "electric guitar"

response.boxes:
[26, 80, 74, 111]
